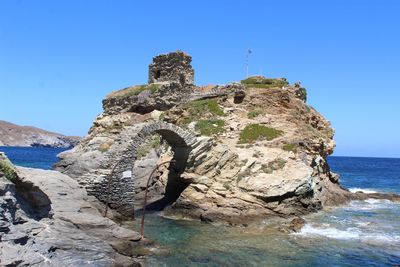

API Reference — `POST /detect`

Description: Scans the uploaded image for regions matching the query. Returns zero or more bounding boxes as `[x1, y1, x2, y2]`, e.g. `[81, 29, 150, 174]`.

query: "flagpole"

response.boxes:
[246, 49, 251, 78]
[246, 52, 248, 78]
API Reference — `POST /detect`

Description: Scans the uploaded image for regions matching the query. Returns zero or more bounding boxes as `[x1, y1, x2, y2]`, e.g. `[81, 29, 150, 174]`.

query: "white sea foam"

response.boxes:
[364, 198, 392, 205]
[294, 224, 360, 240]
[294, 224, 400, 245]
[347, 198, 394, 211]
[362, 233, 400, 244]
[348, 188, 378, 194]
[355, 221, 372, 227]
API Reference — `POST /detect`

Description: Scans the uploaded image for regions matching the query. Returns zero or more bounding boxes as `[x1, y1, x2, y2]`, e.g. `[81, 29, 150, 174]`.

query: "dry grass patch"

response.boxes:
[106, 84, 160, 99]
[247, 109, 264, 119]
[283, 143, 298, 153]
[261, 158, 286, 174]
[241, 76, 289, 89]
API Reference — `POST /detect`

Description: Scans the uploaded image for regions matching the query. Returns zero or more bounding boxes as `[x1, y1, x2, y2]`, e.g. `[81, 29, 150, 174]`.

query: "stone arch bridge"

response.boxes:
[131, 121, 197, 157]
[101, 121, 198, 215]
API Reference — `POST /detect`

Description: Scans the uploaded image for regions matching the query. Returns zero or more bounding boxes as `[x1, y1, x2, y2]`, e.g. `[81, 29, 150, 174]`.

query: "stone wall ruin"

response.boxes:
[95, 121, 197, 215]
[148, 50, 194, 85]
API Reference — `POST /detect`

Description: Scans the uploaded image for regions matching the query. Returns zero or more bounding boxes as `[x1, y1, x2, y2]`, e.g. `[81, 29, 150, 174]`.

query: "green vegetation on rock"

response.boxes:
[239, 124, 283, 143]
[299, 87, 307, 101]
[0, 154, 18, 182]
[159, 112, 166, 121]
[247, 109, 263, 119]
[252, 151, 264, 158]
[237, 168, 251, 182]
[195, 119, 225, 136]
[261, 158, 286, 174]
[241, 76, 289, 89]
[183, 99, 224, 124]
[102, 123, 124, 134]
[107, 84, 160, 99]
[136, 135, 162, 159]
[223, 181, 231, 190]
[283, 143, 298, 153]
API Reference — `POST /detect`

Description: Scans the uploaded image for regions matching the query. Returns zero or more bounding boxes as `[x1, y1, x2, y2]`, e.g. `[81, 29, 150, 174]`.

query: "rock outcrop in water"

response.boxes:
[55, 51, 356, 224]
[0, 120, 81, 148]
[0, 152, 146, 266]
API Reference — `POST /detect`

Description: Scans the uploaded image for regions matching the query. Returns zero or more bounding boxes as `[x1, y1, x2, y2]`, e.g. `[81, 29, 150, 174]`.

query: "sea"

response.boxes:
[1, 146, 399, 267]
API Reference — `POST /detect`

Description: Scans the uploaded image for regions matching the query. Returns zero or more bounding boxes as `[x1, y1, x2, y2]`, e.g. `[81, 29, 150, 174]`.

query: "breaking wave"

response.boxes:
[294, 224, 400, 244]
[295, 224, 360, 240]
[348, 187, 378, 194]
[346, 198, 395, 211]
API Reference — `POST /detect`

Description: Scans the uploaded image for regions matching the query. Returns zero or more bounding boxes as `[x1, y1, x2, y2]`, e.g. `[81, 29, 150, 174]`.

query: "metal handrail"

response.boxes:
[140, 160, 174, 238]
[103, 155, 174, 239]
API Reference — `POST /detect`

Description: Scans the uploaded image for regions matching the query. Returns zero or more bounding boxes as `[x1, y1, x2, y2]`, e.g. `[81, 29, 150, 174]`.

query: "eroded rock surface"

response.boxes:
[0, 153, 144, 266]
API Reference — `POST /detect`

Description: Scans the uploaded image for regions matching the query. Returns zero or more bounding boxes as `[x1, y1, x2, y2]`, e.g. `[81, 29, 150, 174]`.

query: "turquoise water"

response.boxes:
[136, 157, 400, 267]
[133, 199, 400, 266]
[1, 148, 399, 266]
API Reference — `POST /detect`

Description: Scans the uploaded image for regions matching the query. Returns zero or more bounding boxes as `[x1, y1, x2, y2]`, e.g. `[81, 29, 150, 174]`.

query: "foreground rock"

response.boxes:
[0, 120, 81, 148]
[55, 51, 390, 225]
[0, 153, 145, 266]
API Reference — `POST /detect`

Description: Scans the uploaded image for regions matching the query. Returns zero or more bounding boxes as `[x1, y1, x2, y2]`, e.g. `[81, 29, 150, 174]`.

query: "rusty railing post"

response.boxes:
[140, 160, 174, 238]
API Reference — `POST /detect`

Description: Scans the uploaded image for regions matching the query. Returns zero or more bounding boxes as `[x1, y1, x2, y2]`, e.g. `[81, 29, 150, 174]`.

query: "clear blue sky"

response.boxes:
[1, 0, 399, 158]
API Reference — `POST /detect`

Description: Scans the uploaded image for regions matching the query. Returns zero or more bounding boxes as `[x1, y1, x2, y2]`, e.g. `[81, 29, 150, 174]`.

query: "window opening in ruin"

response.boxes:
[154, 69, 161, 80]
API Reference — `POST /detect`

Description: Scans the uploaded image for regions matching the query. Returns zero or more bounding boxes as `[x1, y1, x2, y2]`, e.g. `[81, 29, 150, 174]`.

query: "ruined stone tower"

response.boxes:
[148, 50, 194, 86]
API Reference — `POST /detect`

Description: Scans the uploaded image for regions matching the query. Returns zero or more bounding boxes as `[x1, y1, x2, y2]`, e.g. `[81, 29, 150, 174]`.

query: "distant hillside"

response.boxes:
[0, 120, 81, 148]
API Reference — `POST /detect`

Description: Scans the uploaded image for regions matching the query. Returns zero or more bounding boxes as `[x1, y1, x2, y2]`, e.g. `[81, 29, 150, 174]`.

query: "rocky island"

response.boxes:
[55, 51, 366, 224]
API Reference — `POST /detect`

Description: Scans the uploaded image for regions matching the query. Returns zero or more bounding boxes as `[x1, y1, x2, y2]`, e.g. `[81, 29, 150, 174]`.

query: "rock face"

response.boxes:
[0, 120, 81, 148]
[0, 152, 144, 266]
[55, 51, 355, 225]
[103, 82, 196, 115]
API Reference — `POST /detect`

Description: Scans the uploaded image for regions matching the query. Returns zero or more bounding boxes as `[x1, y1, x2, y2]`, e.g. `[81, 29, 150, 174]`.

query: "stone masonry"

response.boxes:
[148, 50, 194, 85]
[92, 121, 197, 215]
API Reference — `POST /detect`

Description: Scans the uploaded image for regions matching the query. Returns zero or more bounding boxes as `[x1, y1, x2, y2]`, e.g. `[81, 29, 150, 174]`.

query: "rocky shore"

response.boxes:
[0, 152, 148, 266]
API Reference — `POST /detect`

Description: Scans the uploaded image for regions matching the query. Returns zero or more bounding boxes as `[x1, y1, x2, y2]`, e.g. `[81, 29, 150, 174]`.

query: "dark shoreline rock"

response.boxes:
[288, 217, 307, 232]
[351, 191, 400, 202]
[0, 153, 149, 266]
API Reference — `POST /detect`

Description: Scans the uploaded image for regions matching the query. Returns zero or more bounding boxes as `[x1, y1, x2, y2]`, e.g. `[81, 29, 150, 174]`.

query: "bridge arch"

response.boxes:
[130, 121, 197, 157]
[104, 121, 197, 216]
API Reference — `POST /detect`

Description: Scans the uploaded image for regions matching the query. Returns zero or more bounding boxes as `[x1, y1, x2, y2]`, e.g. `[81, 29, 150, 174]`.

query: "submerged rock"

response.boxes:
[289, 217, 306, 232]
